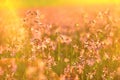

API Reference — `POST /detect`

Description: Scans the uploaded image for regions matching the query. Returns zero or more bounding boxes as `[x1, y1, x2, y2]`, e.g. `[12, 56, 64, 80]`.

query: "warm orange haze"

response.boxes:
[0, 0, 120, 80]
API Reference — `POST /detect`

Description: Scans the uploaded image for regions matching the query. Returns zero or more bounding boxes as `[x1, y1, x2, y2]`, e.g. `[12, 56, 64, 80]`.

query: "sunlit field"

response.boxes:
[0, 0, 120, 80]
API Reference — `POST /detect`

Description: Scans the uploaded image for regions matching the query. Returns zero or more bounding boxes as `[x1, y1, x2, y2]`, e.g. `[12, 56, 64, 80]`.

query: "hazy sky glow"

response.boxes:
[0, 0, 120, 9]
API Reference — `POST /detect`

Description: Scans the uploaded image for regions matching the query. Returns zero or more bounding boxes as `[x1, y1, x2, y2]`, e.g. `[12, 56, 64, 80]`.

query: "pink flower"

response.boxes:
[0, 67, 4, 76]
[0, 46, 4, 54]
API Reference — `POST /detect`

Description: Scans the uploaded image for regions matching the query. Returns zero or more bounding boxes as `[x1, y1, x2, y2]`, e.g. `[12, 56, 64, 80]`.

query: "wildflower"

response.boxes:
[57, 35, 72, 44]
[109, 31, 114, 37]
[64, 58, 69, 63]
[104, 53, 110, 60]
[0, 46, 4, 54]
[103, 38, 113, 46]
[117, 67, 120, 76]
[77, 65, 83, 74]
[11, 59, 17, 72]
[26, 66, 37, 78]
[0, 67, 4, 76]
[86, 59, 95, 66]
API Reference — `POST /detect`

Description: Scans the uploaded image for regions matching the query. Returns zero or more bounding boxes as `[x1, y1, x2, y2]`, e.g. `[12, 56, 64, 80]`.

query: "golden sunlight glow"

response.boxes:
[4, 0, 20, 22]
[1, 0, 120, 8]
[68, 0, 120, 5]
[1, 0, 26, 47]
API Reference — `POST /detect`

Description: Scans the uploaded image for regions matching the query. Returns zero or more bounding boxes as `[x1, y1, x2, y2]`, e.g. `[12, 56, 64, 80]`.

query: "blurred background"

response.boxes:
[0, 0, 120, 9]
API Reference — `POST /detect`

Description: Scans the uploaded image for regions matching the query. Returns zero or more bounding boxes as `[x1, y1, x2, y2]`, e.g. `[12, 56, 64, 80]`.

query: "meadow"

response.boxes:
[0, 5, 120, 80]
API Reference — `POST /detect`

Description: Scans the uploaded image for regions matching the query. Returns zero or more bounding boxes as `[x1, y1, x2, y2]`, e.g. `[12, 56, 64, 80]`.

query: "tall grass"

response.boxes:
[0, 8, 120, 80]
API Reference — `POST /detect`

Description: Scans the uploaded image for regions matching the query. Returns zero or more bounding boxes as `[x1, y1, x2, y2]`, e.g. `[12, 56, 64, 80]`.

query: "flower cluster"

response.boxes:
[0, 7, 120, 80]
